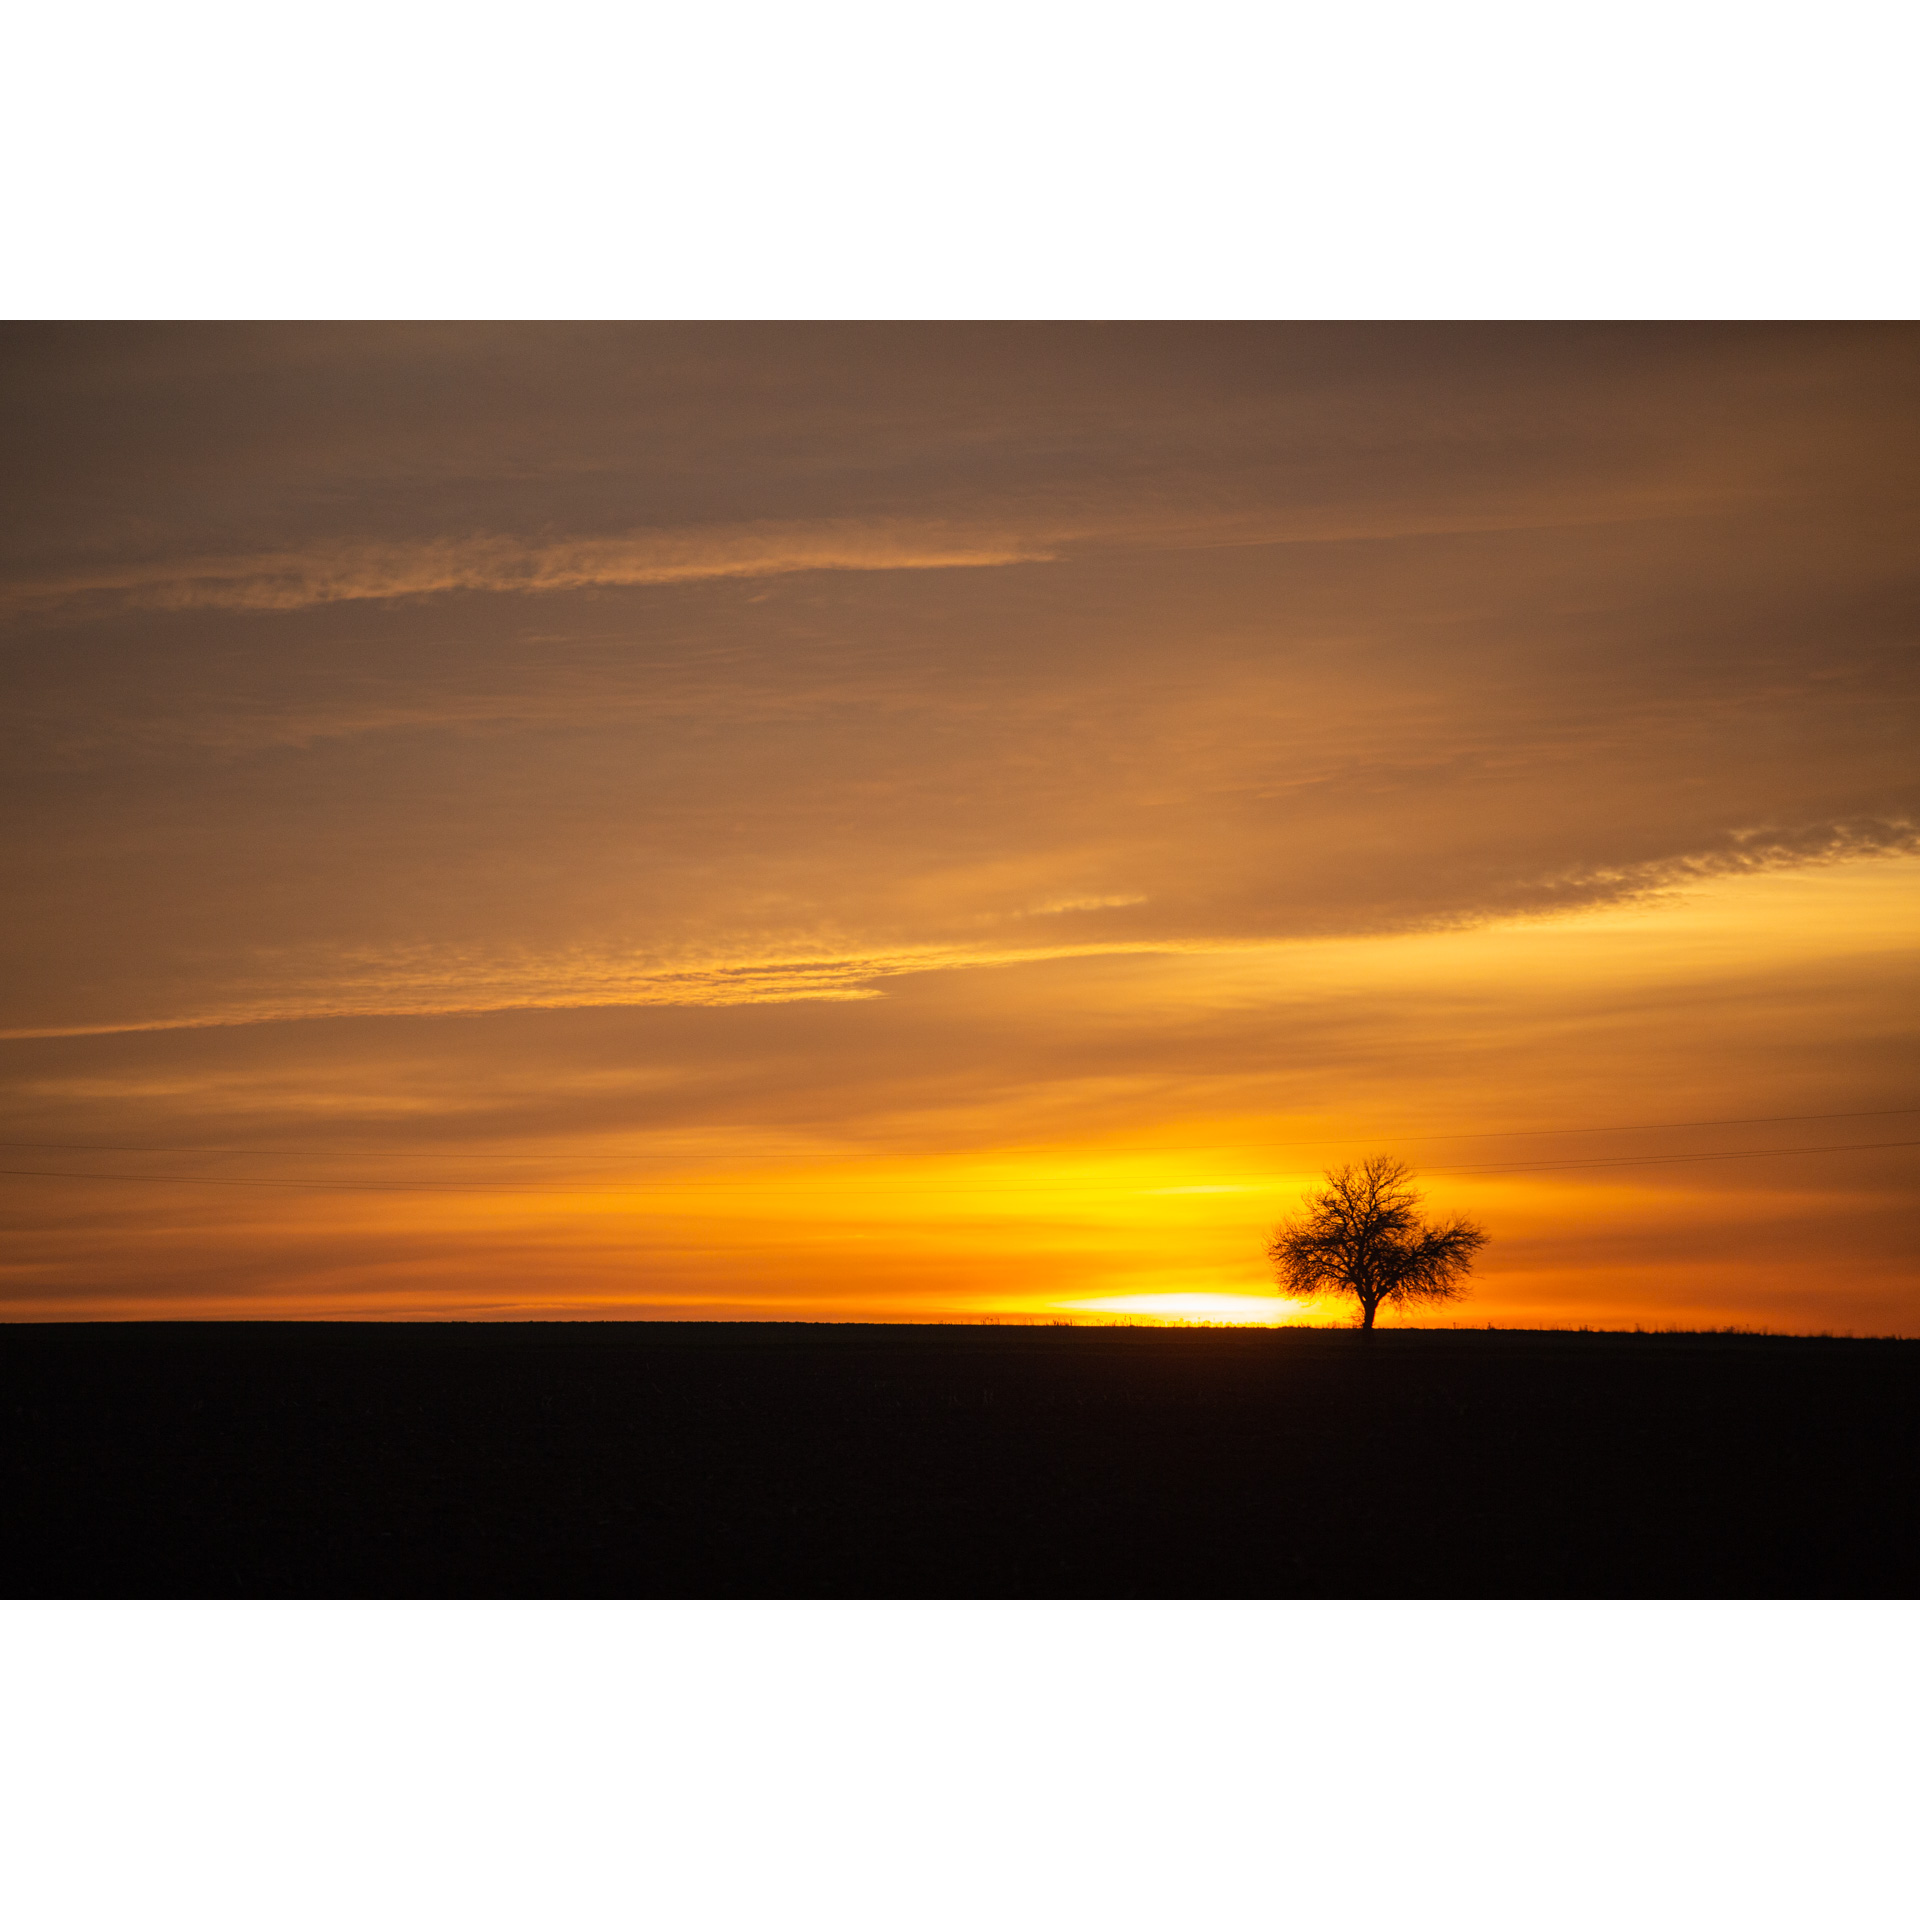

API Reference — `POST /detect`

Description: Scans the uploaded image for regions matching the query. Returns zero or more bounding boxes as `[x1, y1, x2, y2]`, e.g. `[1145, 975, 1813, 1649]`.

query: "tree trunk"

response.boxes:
[1360, 1296, 1378, 1331]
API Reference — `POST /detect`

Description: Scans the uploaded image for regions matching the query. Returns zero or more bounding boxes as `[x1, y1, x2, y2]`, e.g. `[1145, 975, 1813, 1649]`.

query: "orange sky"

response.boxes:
[3, 323, 1915, 1329]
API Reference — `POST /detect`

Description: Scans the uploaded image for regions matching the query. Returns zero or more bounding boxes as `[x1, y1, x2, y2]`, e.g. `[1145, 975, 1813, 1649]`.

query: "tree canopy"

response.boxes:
[1267, 1156, 1486, 1329]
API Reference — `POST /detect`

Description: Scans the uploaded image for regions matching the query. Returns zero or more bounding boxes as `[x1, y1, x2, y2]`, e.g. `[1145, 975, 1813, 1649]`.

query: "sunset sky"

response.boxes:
[3, 322, 1915, 1329]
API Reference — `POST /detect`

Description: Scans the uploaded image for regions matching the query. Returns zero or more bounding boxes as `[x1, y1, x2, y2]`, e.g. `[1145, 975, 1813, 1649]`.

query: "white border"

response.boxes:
[6, 3, 1915, 318]
[5, 1600, 1912, 1917]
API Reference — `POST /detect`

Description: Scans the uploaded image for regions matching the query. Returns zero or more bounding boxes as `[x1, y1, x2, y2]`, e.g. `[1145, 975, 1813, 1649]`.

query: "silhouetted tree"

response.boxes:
[1267, 1156, 1486, 1330]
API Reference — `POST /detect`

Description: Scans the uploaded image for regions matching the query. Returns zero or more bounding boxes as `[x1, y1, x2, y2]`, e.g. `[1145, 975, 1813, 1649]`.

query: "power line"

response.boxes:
[0, 1137, 838, 1162]
[1, 1136, 1916, 1196]
[1316, 1106, 1920, 1145]
[0, 1105, 1914, 1164]
[0, 1165, 557, 1195]
[1426, 1138, 1920, 1174]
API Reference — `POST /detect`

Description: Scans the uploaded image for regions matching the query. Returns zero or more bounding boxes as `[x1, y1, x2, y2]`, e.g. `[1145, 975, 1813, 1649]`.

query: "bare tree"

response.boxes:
[1267, 1156, 1486, 1330]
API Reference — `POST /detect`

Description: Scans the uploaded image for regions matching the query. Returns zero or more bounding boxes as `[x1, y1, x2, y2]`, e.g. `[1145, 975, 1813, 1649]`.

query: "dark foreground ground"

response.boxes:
[4, 1322, 1916, 1597]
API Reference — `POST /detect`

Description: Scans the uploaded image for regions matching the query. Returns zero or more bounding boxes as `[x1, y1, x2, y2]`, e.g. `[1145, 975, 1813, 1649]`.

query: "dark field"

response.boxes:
[5, 1322, 1917, 1597]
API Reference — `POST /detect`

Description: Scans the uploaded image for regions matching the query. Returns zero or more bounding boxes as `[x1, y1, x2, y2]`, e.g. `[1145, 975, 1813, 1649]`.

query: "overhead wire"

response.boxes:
[0, 1104, 1914, 1165]
[1, 1135, 1916, 1196]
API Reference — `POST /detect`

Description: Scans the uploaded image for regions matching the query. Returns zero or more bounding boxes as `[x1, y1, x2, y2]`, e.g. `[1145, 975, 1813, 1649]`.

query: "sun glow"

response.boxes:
[1054, 1292, 1298, 1325]
[6, 848, 1914, 1329]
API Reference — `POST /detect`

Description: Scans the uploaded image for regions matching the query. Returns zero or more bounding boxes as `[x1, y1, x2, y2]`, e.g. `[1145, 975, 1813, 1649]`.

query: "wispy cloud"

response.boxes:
[9, 825, 1914, 1042]
[3, 518, 1057, 620]
[0, 938, 1180, 1039]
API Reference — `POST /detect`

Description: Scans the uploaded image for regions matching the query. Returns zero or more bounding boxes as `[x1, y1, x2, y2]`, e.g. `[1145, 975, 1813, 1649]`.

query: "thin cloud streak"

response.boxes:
[2, 518, 1055, 620]
[4, 827, 1911, 1040]
[2, 492, 1744, 629]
